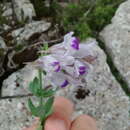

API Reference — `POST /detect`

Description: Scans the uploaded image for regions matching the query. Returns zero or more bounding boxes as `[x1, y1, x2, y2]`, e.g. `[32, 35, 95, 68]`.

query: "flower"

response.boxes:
[36, 55, 61, 73]
[34, 32, 97, 88]
[74, 60, 89, 77]
[46, 72, 69, 88]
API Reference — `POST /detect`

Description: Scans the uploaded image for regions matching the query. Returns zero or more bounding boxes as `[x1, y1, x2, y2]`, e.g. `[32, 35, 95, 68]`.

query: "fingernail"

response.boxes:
[45, 117, 68, 130]
[53, 119, 67, 130]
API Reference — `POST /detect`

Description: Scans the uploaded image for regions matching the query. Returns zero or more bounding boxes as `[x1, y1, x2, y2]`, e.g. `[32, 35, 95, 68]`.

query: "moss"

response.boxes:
[14, 44, 25, 52]
[0, 4, 8, 25]
[74, 22, 92, 40]
[30, 0, 50, 18]
[0, 49, 5, 57]
[52, 0, 125, 40]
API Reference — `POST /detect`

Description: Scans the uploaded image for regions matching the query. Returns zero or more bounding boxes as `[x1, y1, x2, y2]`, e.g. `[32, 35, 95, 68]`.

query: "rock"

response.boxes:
[2, 65, 38, 96]
[0, 36, 7, 76]
[100, 0, 130, 88]
[2, 39, 130, 130]
[0, 36, 7, 50]
[0, 98, 35, 130]
[12, 0, 36, 22]
[55, 39, 130, 130]
[2, 2, 13, 18]
[11, 21, 51, 44]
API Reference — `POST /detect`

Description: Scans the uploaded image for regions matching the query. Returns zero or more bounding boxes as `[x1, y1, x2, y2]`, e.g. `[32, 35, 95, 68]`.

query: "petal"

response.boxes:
[37, 55, 61, 73]
[61, 80, 69, 88]
[66, 74, 82, 86]
[63, 32, 74, 48]
[54, 55, 75, 66]
[72, 41, 96, 58]
[48, 72, 69, 88]
[63, 32, 79, 51]
[74, 60, 89, 77]
[49, 44, 66, 55]
[79, 66, 87, 75]
[63, 65, 75, 76]
[71, 37, 79, 50]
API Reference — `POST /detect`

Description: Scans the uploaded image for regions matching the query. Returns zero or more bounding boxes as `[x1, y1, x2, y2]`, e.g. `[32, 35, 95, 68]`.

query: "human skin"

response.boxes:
[23, 97, 97, 130]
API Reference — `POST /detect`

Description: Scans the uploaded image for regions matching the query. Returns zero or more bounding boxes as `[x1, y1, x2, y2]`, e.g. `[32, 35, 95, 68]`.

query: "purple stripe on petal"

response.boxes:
[71, 37, 79, 50]
[55, 65, 61, 72]
[51, 61, 60, 66]
[79, 66, 86, 75]
[79, 66, 86, 70]
[79, 70, 86, 75]
[61, 80, 69, 88]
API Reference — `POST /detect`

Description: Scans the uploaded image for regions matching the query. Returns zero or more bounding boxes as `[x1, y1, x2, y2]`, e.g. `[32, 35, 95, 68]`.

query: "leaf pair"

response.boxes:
[28, 97, 54, 121]
[29, 77, 55, 97]
[29, 77, 41, 96]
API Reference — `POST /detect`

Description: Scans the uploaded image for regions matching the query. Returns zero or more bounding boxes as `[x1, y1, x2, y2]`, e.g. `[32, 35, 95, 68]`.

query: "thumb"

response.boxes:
[44, 97, 74, 130]
[45, 114, 68, 130]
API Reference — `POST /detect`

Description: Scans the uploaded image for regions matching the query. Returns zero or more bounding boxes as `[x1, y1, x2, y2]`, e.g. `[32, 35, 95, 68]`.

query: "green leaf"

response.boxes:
[44, 97, 54, 118]
[38, 89, 56, 97]
[36, 105, 45, 119]
[37, 123, 43, 130]
[29, 77, 40, 95]
[28, 99, 45, 119]
[43, 43, 48, 51]
[28, 98, 39, 117]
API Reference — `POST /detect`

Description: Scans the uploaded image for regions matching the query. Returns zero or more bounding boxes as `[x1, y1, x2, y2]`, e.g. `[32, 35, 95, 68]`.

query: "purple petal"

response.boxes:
[79, 66, 86, 70]
[79, 70, 86, 75]
[61, 80, 69, 88]
[71, 37, 79, 50]
[51, 61, 61, 72]
[55, 65, 61, 72]
[79, 66, 88, 75]
[51, 61, 60, 66]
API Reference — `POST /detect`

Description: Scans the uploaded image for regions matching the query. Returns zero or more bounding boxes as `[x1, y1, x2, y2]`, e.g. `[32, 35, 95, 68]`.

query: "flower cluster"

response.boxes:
[35, 32, 96, 88]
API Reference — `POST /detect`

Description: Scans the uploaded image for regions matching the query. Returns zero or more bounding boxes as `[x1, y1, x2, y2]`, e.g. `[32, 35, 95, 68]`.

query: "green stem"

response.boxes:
[38, 69, 43, 105]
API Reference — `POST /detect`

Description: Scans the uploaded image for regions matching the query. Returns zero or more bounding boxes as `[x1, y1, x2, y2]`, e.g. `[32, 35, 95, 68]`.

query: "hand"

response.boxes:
[23, 97, 97, 130]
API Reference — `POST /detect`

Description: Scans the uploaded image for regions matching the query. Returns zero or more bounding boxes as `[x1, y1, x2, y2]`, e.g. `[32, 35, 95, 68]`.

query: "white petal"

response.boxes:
[74, 60, 87, 77]
[48, 72, 69, 87]
[72, 41, 96, 58]
[53, 54, 75, 66]
[63, 32, 74, 50]
[38, 55, 60, 72]
[49, 43, 66, 55]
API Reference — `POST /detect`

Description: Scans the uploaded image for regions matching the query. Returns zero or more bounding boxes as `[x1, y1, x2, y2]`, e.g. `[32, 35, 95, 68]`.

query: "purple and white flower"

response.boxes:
[36, 55, 61, 73]
[74, 60, 89, 77]
[46, 72, 69, 88]
[34, 32, 97, 88]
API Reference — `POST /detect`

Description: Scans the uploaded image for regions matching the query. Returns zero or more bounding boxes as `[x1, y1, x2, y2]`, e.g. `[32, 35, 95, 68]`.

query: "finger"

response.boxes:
[45, 97, 74, 130]
[71, 115, 97, 130]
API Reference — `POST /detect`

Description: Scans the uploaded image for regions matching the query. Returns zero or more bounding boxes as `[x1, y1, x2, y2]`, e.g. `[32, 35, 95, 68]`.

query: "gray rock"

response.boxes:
[100, 0, 130, 88]
[0, 36, 7, 76]
[0, 36, 6, 50]
[2, 39, 130, 130]
[2, 65, 38, 96]
[56, 39, 130, 130]
[11, 21, 51, 44]
[0, 98, 35, 130]
[2, 2, 13, 18]
[12, 0, 36, 22]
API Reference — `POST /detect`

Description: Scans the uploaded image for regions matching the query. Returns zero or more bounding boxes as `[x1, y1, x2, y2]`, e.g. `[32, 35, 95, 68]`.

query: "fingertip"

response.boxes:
[54, 97, 74, 119]
[77, 114, 96, 123]
[45, 115, 69, 130]
[45, 97, 74, 130]
[54, 97, 74, 110]
[71, 114, 97, 130]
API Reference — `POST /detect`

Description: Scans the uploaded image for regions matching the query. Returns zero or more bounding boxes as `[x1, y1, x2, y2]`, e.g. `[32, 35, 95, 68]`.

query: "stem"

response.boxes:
[39, 69, 43, 106]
